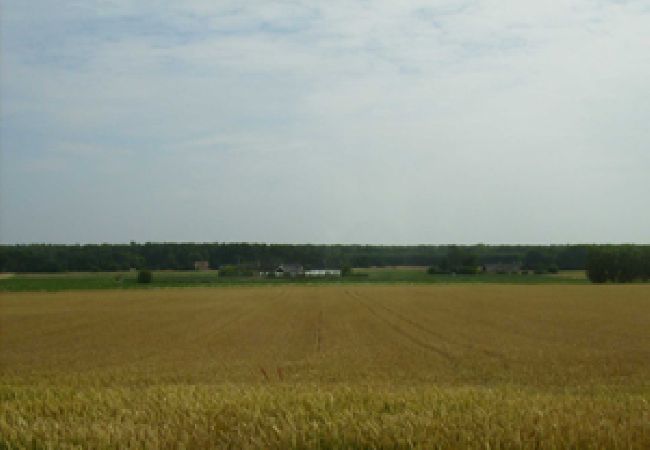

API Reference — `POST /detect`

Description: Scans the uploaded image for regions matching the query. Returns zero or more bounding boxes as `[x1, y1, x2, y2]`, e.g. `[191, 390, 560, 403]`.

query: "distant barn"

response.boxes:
[194, 260, 210, 271]
[275, 264, 304, 277]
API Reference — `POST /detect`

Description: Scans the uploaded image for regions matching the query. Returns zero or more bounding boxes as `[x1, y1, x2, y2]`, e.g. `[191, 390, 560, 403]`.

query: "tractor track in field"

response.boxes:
[345, 289, 458, 364]
[348, 288, 511, 366]
[369, 297, 511, 365]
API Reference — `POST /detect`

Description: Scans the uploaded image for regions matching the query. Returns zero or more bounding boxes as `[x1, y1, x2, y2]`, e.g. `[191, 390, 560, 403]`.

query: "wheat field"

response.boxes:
[2, 285, 649, 448]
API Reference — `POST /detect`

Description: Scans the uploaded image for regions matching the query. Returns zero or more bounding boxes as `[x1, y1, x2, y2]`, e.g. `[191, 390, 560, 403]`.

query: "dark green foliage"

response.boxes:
[586, 246, 650, 283]
[432, 246, 479, 275]
[524, 250, 551, 272]
[522, 250, 567, 273]
[547, 265, 559, 274]
[341, 265, 352, 277]
[0, 243, 599, 274]
[556, 246, 588, 270]
[586, 248, 609, 283]
[137, 270, 152, 284]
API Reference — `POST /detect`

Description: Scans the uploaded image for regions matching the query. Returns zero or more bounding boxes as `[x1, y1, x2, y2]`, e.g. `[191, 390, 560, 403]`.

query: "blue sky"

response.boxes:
[1, 0, 649, 244]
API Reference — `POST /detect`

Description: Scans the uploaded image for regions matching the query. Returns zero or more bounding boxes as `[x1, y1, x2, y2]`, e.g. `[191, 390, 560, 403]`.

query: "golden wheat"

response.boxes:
[1, 285, 649, 448]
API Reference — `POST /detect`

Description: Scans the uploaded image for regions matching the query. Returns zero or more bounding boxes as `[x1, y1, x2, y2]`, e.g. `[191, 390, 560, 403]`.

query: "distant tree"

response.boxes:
[137, 269, 153, 284]
[440, 246, 478, 274]
[616, 246, 644, 283]
[586, 247, 608, 283]
[445, 246, 464, 270]
[1, 243, 646, 276]
[546, 264, 559, 274]
[586, 246, 650, 283]
[643, 247, 650, 281]
[556, 246, 588, 270]
[523, 250, 547, 271]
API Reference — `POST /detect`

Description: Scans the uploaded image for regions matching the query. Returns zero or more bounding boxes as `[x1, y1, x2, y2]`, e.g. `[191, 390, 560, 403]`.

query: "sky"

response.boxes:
[1, 0, 649, 245]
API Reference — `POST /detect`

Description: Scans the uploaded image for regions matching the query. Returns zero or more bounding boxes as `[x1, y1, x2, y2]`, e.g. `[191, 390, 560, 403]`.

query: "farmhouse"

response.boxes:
[258, 264, 342, 278]
[194, 260, 210, 271]
[274, 264, 304, 277]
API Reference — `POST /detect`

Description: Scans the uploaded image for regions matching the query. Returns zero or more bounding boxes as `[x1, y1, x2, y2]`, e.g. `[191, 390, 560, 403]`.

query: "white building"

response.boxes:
[304, 269, 341, 277]
[259, 264, 342, 278]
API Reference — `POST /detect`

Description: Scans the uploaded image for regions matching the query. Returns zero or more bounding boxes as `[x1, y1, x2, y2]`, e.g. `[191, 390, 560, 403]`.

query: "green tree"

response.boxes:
[587, 247, 611, 283]
[137, 269, 153, 284]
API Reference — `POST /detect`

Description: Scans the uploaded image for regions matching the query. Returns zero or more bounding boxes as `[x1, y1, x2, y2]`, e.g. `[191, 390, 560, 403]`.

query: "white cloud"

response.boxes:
[1, 0, 649, 243]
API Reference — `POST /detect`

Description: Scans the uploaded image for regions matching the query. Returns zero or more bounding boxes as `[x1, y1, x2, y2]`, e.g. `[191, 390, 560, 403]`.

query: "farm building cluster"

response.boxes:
[193, 261, 341, 277]
[261, 264, 341, 278]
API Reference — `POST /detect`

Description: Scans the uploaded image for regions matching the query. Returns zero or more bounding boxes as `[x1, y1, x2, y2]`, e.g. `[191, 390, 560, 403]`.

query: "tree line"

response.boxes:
[586, 246, 650, 283]
[0, 243, 591, 273]
[426, 246, 562, 275]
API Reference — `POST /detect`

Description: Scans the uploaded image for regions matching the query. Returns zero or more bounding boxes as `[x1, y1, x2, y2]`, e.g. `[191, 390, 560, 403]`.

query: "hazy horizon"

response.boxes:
[2, 1, 649, 245]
